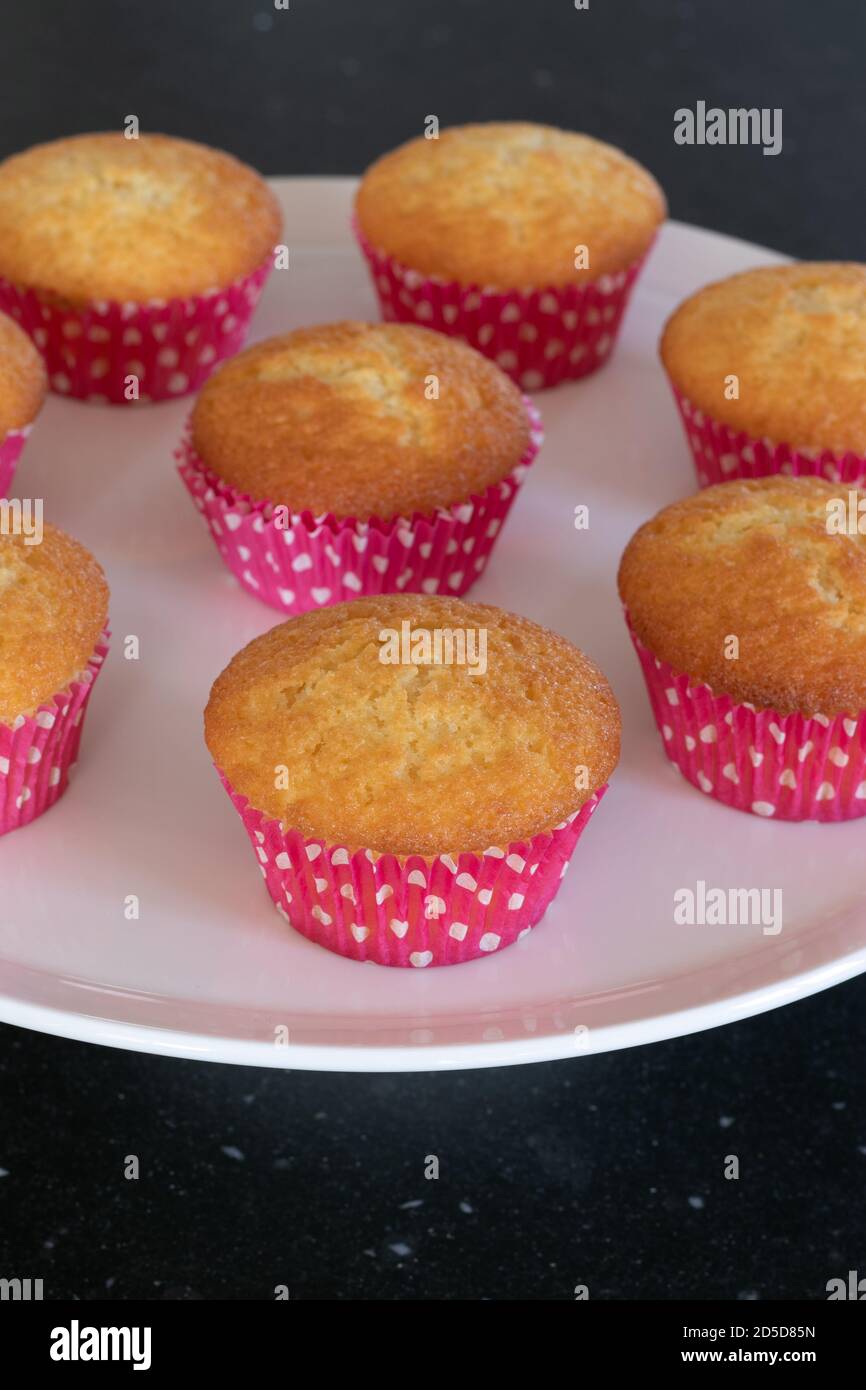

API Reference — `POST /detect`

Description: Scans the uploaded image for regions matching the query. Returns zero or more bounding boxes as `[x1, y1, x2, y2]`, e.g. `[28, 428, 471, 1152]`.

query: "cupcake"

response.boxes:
[661, 262, 866, 488]
[0, 522, 109, 834]
[618, 476, 866, 821]
[0, 132, 282, 403]
[178, 320, 542, 613]
[354, 121, 665, 390]
[204, 594, 620, 966]
[0, 308, 46, 496]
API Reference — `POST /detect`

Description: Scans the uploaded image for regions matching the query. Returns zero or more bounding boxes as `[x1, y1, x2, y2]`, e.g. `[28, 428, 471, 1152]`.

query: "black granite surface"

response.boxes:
[1, 0, 865, 1301]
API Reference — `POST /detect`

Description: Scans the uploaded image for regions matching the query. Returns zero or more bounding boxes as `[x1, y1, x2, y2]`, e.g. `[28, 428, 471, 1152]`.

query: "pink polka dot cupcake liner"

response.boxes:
[626, 615, 866, 822]
[0, 631, 109, 836]
[0, 425, 29, 497]
[354, 221, 653, 392]
[0, 259, 273, 405]
[218, 770, 608, 967]
[176, 399, 542, 615]
[671, 388, 866, 490]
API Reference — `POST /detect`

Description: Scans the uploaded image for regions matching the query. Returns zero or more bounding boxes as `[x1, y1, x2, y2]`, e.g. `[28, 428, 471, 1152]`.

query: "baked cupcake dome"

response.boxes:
[0, 309, 46, 496]
[661, 263, 866, 486]
[356, 122, 665, 291]
[190, 321, 531, 520]
[354, 121, 664, 391]
[179, 321, 541, 615]
[0, 132, 281, 305]
[205, 595, 619, 965]
[619, 477, 866, 821]
[0, 522, 109, 834]
[0, 309, 46, 437]
[0, 133, 281, 404]
[0, 523, 109, 724]
[618, 476, 866, 717]
[205, 594, 620, 856]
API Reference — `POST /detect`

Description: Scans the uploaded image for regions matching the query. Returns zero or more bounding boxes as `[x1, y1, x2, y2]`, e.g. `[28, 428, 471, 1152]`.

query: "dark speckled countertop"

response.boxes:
[1, 0, 865, 1300]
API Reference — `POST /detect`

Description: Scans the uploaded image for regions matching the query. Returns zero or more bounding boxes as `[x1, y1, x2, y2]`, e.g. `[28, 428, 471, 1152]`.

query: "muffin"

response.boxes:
[0, 523, 109, 834]
[0, 132, 282, 403]
[618, 476, 866, 821]
[205, 594, 620, 966]
[661, 262, 866, 487]
[354, 121, 665, 390]
[178, 321, 542, 613]
[0, 309, 46, 496]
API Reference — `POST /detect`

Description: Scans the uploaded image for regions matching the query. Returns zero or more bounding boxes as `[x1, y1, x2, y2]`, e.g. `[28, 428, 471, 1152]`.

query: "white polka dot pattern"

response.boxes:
[0, 260, 272, 405]
[625, 613, 866, 822]
[0, 630, 109, 835]
[671, 389, 866, 489]
[0, 425, 29, 499]
[176, 401, 543, 615]
[218, 768, 607, 967]
[354, 220, 651, 392]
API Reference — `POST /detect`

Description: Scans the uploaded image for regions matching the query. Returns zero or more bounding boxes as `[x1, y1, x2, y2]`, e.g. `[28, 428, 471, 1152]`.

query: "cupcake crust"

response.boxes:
[355, 122, 665, 290]
[191, 321, 532, 520]
[661, 263, 866, 455]
[0, 523, 109, 723]
[0, 309, 46, 436]
[0, 133, 282, 305]
[618, 476, 866, 716]
[205, 594, 621, 856]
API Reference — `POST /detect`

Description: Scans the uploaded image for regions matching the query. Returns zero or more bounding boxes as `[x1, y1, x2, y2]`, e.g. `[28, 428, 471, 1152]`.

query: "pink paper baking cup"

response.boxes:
[354, 219, 652, 391]
[0, 259, 273, 405]
[625, 614, 866, 822]
[176, 399, 542, 615]
[0, 631, 109, 835]
[0, 425, 29, 497]
[670, 387, 866, 490]
[218, 769, 608, 967]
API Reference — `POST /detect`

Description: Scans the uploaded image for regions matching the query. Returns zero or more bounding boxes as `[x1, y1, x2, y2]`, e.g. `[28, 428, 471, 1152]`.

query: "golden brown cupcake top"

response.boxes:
[355, 121, 666, 289]
[0, 310, 46, 436]
[0, 523, 109, 724]
[191, 321, 532, 519]
[661, 263, 866, 455]
[618, 477, 866, 716]
[205, 594, 621, 857]
[0, 133, 282, 305]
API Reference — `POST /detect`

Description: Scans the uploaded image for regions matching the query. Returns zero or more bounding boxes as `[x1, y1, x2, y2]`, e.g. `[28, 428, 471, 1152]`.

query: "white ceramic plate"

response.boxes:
[1, 178, 864, 1072]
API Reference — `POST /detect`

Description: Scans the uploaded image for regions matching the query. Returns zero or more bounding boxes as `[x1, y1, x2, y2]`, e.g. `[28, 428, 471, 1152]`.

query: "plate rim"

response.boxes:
[1, 926, 865, 1071]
